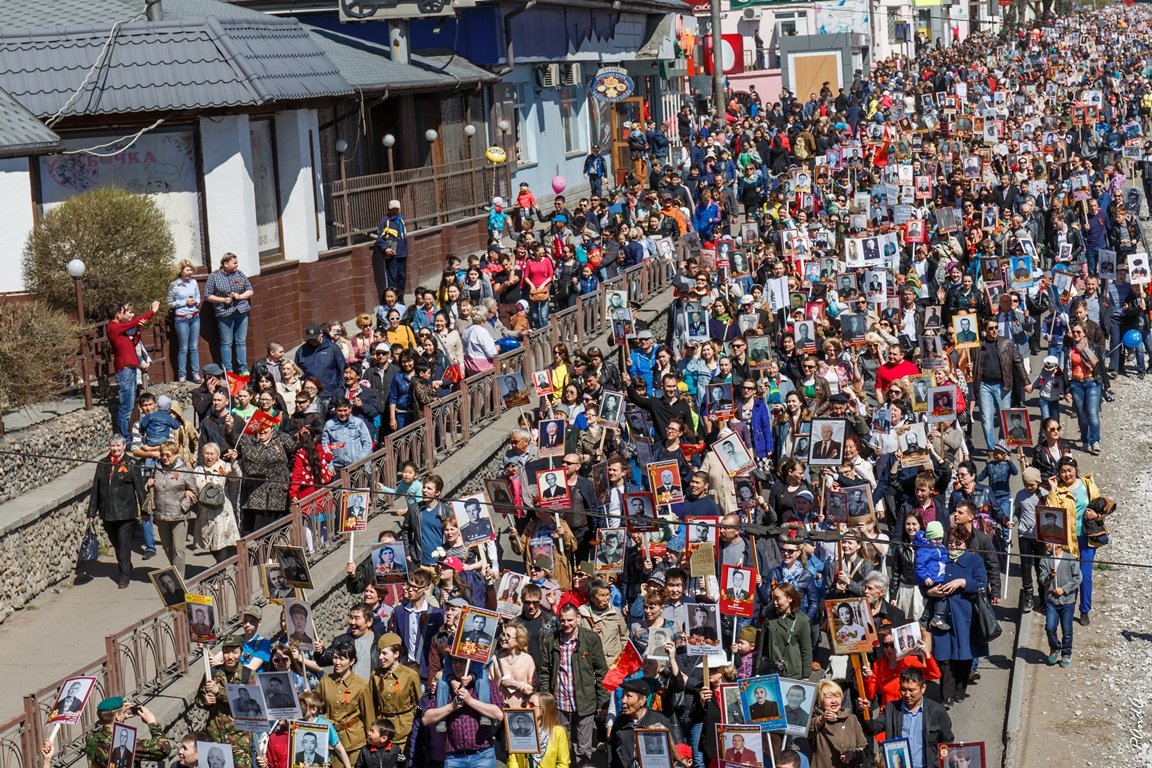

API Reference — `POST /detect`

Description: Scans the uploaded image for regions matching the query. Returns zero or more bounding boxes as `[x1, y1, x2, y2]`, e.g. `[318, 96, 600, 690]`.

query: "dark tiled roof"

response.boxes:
[0, 87, 59, 156]
[0, 0, 351, 119]
[304, 26, 496, 93]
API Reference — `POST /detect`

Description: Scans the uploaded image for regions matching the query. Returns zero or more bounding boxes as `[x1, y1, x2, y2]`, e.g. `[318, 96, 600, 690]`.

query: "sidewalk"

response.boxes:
[0, 285, 675, 725]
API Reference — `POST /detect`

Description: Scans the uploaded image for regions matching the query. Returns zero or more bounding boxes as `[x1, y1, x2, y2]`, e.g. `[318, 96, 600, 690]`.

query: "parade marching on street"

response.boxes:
[13, 4, 1152, 768]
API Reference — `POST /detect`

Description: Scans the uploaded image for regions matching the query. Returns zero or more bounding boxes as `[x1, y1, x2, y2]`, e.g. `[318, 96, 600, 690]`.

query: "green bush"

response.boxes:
[0, 301, 81, 410]
[23, 187, 176, 323]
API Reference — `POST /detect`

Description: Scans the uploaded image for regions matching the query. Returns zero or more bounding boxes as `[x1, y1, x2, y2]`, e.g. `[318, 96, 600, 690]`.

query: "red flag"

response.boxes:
[226, 372, 250, 398]
[870, 141, 890, 168]
[602, 641, 643, 692]
[243, 408, 282, 435]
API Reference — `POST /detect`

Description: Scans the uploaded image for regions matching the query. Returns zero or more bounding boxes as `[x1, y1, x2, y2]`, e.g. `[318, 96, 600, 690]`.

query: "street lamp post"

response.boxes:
[382, 133, 397, 207]
[425, 129, 443, 224]
[66, 258, 92, 410]
[497, 119, 511, 199]
[335, 139, 352, 246]
[710, 0, 724, 115]
[464, 124, 478, 215]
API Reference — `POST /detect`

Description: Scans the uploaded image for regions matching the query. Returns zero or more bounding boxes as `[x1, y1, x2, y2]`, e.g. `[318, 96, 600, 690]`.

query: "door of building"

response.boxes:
[610, 97, 646, 187]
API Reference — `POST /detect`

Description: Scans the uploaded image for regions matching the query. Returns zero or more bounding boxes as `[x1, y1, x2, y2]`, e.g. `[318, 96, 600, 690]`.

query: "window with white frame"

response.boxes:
[514, 82, 536, 165]
[560, 86, 582, 154]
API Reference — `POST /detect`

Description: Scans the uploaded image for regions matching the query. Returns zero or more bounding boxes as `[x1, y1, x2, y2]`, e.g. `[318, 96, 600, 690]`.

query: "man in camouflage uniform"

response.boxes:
[195, 635, 252, 768]
[85, 697, 172, 768]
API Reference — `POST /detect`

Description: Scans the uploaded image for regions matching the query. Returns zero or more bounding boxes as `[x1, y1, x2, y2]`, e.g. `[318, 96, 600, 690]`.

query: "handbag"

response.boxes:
[972, 587, 1002, 644]
[198, 483, 226, 509]
[529, 287, 550, 302]
[78, 523, 99, 562]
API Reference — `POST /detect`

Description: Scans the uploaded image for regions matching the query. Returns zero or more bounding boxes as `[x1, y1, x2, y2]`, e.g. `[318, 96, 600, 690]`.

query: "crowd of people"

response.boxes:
[78, 8, 1150, 768]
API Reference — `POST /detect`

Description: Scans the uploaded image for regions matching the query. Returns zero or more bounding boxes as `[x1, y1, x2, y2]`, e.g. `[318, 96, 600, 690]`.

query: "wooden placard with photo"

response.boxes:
[707, 381, 735, 420]
[711, 432, 756, 477]
[919, 335, 946, 371]
[274, 544, 313, 590]
[746, 333, 773, 368]
[719, 683, 746, 724]
[225, 683, 269, 730]
[341, 490, 369, 533]
[686, 302, 710, 344]
[496, 572, 528, 618]
[535, 468, 570, 511]
[685, 602, 724, 657]
[504, 708, 541, 754]
[283, 599, 317, 651]
[952, 313, 980, 349]
[537, 418, 566, 458]
[1001, 408, 1032, 448]
[288, 722, 329, 768]
[647, 459, 684, 506]
[46, 675, 97, 725]
[927, 385, 957, 424]
[452, 606, 500, 664]
[600, 390, 625, 426]
[893, 621, 926, 659]
[899, 423, 932, 469]
[911, 374, 933, 414]
[937, 741, 987, 768]
[883, 738, 912, 768]
[371, 541, 408, 586]
[778, 678, 817, 737]
[685, 516, 719, 561]
[823, 490, 848, 525]
[719, 564, 755, 618]
[826, 597, 878, 655]
[198, 742, 236, 768]
[186, 593, 217, 644]
[260, 562, 300, 603]
[605, 289, 629, 319]
[984, 281, 1005, 313]
[737, 675, 786, 731]
[485, 478, 516, 517]
[635, 728, 674, 768]
[843, 483, 875, 526]
[624, 492, 659, 533]
[595, 527, 627, 573]
[109, 723, 138, 768]
[808, 418, 846, 466]
[718, 724, 767, 768]
[149, 566, 187, 610]
[531, 370, 554, 398]
[1035, 505, 1074, 551]
[498, 371, 530, 408]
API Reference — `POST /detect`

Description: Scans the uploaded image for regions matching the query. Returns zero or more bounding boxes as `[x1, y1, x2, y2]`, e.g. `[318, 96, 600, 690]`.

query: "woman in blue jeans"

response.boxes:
[1063, 323, 1106, 453]
[166, 259, 201, 382]
[1046, 456, 1105, 626]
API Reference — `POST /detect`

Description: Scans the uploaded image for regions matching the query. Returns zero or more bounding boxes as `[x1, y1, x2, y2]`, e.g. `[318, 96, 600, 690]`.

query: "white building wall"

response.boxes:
[199, 114, 260, 276]
[0, 157, 35, 293]
[274, 108, 327, 262]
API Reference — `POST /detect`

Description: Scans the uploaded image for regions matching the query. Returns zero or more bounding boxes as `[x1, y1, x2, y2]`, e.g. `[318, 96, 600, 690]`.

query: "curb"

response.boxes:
[1002, 597, 1036, 768]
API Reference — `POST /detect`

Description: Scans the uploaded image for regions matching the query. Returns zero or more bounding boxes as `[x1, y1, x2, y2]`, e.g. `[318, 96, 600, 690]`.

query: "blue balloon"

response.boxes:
[1123, 329, 1143, 349]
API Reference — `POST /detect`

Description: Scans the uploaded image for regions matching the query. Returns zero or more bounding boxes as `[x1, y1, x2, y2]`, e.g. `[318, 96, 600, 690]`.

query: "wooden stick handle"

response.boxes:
[851, 654, 870, 720]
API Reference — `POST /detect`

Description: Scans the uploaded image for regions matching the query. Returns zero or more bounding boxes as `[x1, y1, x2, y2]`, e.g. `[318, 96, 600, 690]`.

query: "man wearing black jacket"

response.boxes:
[87, 435, 147, 589]
[869, 668, 953, 768]
[623, 373, 692, 437]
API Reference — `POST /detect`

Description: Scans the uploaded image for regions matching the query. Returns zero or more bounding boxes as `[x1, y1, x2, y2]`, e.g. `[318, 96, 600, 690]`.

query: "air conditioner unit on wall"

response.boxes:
[560, 62, 581, 86]
[537, 63, 560, 88]
[742, 7, 760, 20]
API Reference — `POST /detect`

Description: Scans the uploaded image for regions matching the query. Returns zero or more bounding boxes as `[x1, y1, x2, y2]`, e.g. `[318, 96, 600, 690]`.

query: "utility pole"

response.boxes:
[711, 0, 725, 114]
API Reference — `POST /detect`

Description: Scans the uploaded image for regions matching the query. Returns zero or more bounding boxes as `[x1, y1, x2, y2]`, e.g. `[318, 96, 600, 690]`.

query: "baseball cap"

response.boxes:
[438, 556, 464, 574]
[446, 597, 470, 608]
[739, 294, 754, 305]
[636, 329, 655, 340]
[304, 324, 323, 340]
[1043, 355, 1058, 368]
[388, 199, 400, 209]
[203, 363, 225, 377]
[374, 342, 390, 353]
[241, 604, 262, 621]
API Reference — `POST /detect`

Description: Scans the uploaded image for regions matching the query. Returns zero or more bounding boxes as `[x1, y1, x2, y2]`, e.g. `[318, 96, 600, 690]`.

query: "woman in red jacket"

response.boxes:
[860, 627, 941, 732]
[288, 426, 334, 550]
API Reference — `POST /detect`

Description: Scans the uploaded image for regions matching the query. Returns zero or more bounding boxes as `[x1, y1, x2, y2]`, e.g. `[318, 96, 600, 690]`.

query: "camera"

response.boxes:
[454, 696, 463, 706]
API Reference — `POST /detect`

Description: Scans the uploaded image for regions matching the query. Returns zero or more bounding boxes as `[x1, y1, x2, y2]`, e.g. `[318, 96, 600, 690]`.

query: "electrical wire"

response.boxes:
[8, 444, 1143, 569]
[61, 119, 167, 157]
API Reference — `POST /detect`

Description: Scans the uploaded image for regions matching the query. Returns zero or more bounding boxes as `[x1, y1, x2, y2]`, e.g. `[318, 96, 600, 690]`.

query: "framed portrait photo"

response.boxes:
[1000, 408, 1032, 448]
[826, 597, 878, 655]
[496, 571, 528, 618]
[600, 390, 625, 425]
[485, 478, 516, 516]
[274, 544, 313, 590]
[536, 467, 570, 511]
[778, 678, 817, 736]
[717, 724, 766, 768]
[951, 313, 981, 349]
[605, 289, 629, 319]
[737, 676, 785, 730]
[186, 594, 217, 645]
[719, 683, 745, 724]
[498, 371, 530, 409]
[47, 675, 97, 725]
[260, 562, 299, 603]
[109, 723, 138, 768]
[823, 490, 848, 525]
[225, 683, 269, 730]
[808, 418, 846, 466]
[149, 566, 187, 610]
[719, 564, 756, 618]
[531, 370, 554, 398]
[289, 723, 329, 768]
[711, 432, 755, 477]
[686, 301, 710, 344]
[1035, 505, 1073, 550]
[341, 490, 369, 533]
[647, 460, 684, 506]
[283, 599, 317, 650]
[537, 418, 566, 458]
[893, 621, 926, 660]
[882, 737, 912, 768]
[452, 607, 500, 664]
[371, 541, 408, 587]
[635, 729, 674, 768]
[624, 492, 659, 533]
[595, 527, 628, 573]
[938, 742, 986, 768]
[198, 743, 236, 768]
[685, 602, 723, 657]
[843, 483, 875, 526]
[927, 385, 957, 424]
[504, 708, 540, 754]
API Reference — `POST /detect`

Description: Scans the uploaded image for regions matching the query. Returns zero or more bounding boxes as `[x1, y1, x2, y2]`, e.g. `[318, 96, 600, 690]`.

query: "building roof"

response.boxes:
[0, 0, 352, 120]
[0, 87, 59, 156]
[304, 25, 496, 93]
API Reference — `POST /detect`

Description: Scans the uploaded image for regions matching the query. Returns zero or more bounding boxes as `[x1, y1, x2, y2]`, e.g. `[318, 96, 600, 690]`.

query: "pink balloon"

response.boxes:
[551, 175, 567, 194]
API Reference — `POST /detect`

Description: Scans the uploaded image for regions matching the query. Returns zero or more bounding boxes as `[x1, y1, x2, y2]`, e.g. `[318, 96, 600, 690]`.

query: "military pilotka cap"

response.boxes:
[377, 632, 403, 650]
[221, 634, 244, 647]
[241, 604, 262, 621]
